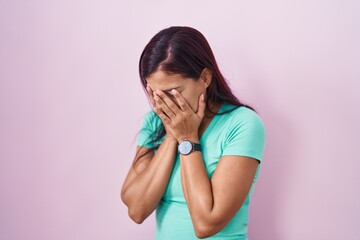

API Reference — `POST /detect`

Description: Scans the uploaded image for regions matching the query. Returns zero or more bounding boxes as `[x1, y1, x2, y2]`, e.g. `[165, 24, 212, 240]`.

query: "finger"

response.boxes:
[154, 92, 176, 119]
[146, 85, 156, 108]
[153, 106, 171, 124]
[170, 89, 190, 112]
[197, 93, 206, 119]
[155, 90, 181, 114]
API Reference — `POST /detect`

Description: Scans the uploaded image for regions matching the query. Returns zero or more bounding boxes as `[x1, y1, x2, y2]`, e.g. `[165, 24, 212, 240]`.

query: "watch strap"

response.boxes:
[193, 142, 201, 151]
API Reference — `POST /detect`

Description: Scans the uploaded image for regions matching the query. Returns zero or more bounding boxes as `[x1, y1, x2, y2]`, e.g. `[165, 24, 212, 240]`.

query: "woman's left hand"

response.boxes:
[153, 89, 205, 142]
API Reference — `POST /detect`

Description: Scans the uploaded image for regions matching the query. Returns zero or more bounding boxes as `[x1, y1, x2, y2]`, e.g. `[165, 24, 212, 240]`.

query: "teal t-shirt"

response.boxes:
[137, 102, 266, 240]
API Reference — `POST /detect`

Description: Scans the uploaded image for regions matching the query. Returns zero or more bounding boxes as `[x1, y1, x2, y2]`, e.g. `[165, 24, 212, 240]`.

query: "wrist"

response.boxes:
[165, 135, 178, 144]
[177, 134, 199, 143]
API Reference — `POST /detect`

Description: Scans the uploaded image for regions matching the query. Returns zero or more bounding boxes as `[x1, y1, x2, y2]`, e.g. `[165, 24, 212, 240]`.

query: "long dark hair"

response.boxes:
[134, 26, 255, 165]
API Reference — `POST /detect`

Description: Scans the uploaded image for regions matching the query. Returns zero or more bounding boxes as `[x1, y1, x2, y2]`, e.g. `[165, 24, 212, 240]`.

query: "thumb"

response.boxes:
[197, 93, 206, 119]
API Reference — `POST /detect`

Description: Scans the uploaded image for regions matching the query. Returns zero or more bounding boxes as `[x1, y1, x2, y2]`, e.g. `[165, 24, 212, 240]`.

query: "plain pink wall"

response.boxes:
[1, 0, 359, 239]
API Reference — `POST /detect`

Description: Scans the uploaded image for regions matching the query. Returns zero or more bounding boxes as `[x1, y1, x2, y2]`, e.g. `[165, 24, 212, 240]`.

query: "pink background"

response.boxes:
[1, 1, 359, 239]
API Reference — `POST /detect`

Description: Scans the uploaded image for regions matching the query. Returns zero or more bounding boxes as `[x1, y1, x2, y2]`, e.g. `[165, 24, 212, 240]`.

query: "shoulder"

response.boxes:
[143, 109, 158, 120]
[140, 109, 162, 130]
[219, 104, 266, 161]
[221, 104, 265, 131]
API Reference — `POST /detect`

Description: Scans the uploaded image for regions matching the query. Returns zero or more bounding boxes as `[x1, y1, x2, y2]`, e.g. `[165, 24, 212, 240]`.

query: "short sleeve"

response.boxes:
[137, 110, 162, 149]
[221, 109, 266, 163]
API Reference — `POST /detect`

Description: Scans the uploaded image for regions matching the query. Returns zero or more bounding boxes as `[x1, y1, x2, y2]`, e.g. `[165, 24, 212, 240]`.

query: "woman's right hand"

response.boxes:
[146, 85, 177, 142]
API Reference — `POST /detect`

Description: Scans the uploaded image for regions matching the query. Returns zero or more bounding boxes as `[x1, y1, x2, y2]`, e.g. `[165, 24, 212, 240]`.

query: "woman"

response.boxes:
[121, 26, 266, 240]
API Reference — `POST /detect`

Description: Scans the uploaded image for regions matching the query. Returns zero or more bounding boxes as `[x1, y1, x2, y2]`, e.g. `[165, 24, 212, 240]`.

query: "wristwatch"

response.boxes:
[178, 140, 201, 155]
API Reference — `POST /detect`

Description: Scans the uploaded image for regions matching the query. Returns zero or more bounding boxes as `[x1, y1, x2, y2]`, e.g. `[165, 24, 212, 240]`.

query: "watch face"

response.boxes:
[178, 140, 192, 155]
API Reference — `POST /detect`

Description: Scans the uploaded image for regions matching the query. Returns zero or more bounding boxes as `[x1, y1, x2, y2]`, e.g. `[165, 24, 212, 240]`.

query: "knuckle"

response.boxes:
[167, 111, 174, 118]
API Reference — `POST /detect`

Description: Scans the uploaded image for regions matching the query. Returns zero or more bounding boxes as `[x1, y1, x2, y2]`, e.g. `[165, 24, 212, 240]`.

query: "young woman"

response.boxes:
[121, 26, 266, 240]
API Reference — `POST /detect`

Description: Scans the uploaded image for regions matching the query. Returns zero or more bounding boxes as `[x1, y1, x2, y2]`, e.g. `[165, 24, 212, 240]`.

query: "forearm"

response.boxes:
[122, 136, 178, 221]
[179, 137, 215, 228]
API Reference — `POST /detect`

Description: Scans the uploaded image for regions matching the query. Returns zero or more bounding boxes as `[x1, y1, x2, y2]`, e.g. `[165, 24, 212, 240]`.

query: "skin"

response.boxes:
[121, 69, 259, 238]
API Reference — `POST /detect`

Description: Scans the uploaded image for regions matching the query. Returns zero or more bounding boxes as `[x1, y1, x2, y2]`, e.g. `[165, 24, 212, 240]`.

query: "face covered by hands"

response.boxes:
[145, 69, 213, 143]
[146, 85, 206, 143]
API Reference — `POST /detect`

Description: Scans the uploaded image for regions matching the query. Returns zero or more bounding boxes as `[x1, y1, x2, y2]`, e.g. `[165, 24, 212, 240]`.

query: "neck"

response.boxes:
[198, 101, 222, 137]
[204, 101, 222, 118]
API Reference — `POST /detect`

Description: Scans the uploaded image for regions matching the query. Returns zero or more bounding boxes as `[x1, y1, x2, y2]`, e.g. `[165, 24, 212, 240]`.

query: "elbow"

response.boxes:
[128, 209, 146, 224]
[195, 232, 208, 239]
[194, 224, 216, 239]
[194, 229, 214, 239]
[124, 200, 147, 224]
[120, 191, 147, 224]
[193, 219, 226, 239]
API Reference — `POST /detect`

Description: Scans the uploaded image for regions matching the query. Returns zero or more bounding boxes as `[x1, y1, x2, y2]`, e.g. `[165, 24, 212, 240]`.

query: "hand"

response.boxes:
[145, 85, 156, 109]
[152, 89, 206, 142]
[146, 85, 177, 141]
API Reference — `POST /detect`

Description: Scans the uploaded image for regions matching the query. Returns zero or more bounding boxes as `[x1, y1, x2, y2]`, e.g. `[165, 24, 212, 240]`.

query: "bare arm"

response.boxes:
[180, 136, 259, 238]
[121, 136, 178, 224]
[121, 85, 179, 224]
